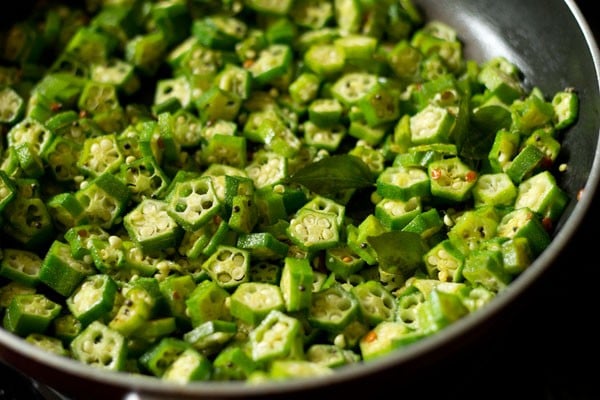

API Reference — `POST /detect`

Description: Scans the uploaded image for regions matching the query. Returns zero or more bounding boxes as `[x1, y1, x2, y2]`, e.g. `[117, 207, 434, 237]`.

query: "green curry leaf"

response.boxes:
[288, 154, 375, 196]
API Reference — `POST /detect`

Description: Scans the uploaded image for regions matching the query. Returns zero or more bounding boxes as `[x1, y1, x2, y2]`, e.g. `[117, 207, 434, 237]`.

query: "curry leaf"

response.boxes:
[288, 154, 375, 196]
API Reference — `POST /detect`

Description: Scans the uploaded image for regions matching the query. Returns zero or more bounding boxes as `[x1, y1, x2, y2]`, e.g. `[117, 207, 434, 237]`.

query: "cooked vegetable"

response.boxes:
[0, 0, 578, 384]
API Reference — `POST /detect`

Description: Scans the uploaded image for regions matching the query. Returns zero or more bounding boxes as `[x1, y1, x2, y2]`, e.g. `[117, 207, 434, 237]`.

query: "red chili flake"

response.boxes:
[157, 137, 165, 149]
[363, 330, 378, 343]
[79, 110, 89, 118]
[465, 170, 477, 182]
[540, 157, 553, 169]
[243, 59, 255, 69]
[542, 217, 553, 232]
[50, 102, 63, 112]
[430, 168, 442, 180]
[78, 229, 88, 238]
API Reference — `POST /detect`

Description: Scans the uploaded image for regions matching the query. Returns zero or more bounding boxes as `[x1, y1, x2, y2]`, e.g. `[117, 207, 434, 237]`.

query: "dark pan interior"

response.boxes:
[0, 1, 599, 399]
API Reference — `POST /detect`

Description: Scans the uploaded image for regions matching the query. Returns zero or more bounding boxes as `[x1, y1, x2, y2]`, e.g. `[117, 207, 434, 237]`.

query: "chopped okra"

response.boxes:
[0, 0, 579, 385]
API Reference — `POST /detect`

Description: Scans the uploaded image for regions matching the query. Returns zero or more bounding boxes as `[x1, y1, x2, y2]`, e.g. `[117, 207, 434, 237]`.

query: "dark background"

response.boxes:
[1, 1, 599, 399]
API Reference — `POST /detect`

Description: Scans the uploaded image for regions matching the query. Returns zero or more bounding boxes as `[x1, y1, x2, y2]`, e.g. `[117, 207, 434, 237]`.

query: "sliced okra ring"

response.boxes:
[230, 282, 285, 325]
[201, 245, 250, 290]
[39, 240, 95, 297]
[70, 320, 126, 371]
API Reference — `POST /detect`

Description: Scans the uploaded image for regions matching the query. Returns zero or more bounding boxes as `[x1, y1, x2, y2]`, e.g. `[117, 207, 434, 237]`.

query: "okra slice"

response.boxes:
[2, 196, 55, 249]
[334, 0, 362, 34]
[0, 248, 43, 287]
[152, 75, 192, 114]
[124, 198, 182, 252]
[447, 207, 500, 253]
[462, 248, 511, 293]
[409, 104, 455, 145]
[375, 197, 422, 230]
[119, 156, 170, 202]
[7, 117, 54, 156]
[359, 321, 411, 361]
[487, 129, 521, 173]
[427, 157, 478, 202]
[305, 343, 360, 368]
[196, 86, 242, 124]
[287, 208, 340, 252]
[552, 89, 579, 130]
[185, 280, 231, 328]
[247, 44, 292, 87]
[279, 257, 314, 312]
[212, 345, 257, 381]
[505, 144, 545, 184]
[267, 360, 334, 380]
[3, 293, 62, 337]
[75, 172, 130, 229]
[0, 170, 16, 212]
[237, 232, 289, 261]
[308, 283, 359, 333]
[47, 192, 87, 232]
[376, 166, 430, 201]
[514, 170, 569, 223]
[228, 194, 259, 234]
[162, 347, 212, 383]
[352, 280, 396, 327]
[183, 319, 237, 356]
[501, 237, 533, 275]
[331, 72, 378, 106]
[167, 175, 222, 231]
[39, 240, 95, 297]
[423, 239, 465, 283]
[325, 245, 365, 279]
[423, 288, 469, 332]
[25, 333, 69, 357]
[139, 337, 191, 377]
[108, 284, 156, 337]
[472, 172, 517, 207]
[125, 30, 168, 77]
[304, 43, 346, 78]
[0, 281, 36, 309]
[202, 245, 250, 290]
[307, 98, 344, 127]
[0, 85, 25, 124]
[346, 214, 387, 266]
[249, 309, 302, 363]
[497, 207, 551, 257]
[66, 274, 118, 326]
[510, 93, 555, 135]
[64, 224, 110, 260]
[230, 282, 285, 325]
[159, 274, 196, 328]
[70, 320, 126, 371]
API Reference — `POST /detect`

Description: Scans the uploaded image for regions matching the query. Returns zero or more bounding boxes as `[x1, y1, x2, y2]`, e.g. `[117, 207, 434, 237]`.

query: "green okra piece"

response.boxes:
[514, 170, 568, 224]
[427, 157, 478, 202]
[0, 248, 43, 287]
[3, 293, 62, 337]
[70, 320, 126, 371]
[0, 170, 16, 212]
[66, 274, 118, 326]
[552, 89, 579, 130]
[236, 231, 289, 260]
[202, 245, 250, 290]
[183, 319, 237, 356]
[139, 337, 191, 377]
[213, 345, 258, 381]
[75, 172, 130, 229]
[359, 321, 412, 361]
[185, 280, 231, 327]
[308, 282, 359, 333]
[423, 239, 465, 283]
[325, 244, 365, 279]
[352, 280, 396, 327]
[279, 257, 314, 312]
[162, 347, 212, 383]
[376, 166, 430, 201]
[167, 175, 222, 231]
[462, 248, 511, 293]
[375, 197, 422, 231]
[305, 343, 360, 369]
[230, 282, 285, 325]
[249, 310, 302, 363]
[505, 144, 545, 184]
[472, 172, 517, 207]
[497, 207, 551, 257]
[124, 198, 182, 252]
[39, 240, 95, 297]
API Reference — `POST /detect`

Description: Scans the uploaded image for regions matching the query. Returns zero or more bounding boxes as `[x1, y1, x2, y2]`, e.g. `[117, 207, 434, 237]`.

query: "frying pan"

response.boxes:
[1, 0, 599, 399]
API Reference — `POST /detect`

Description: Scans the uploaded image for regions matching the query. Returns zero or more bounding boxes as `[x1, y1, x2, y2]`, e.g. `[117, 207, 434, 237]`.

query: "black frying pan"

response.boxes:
[0, 0, 599, 399]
